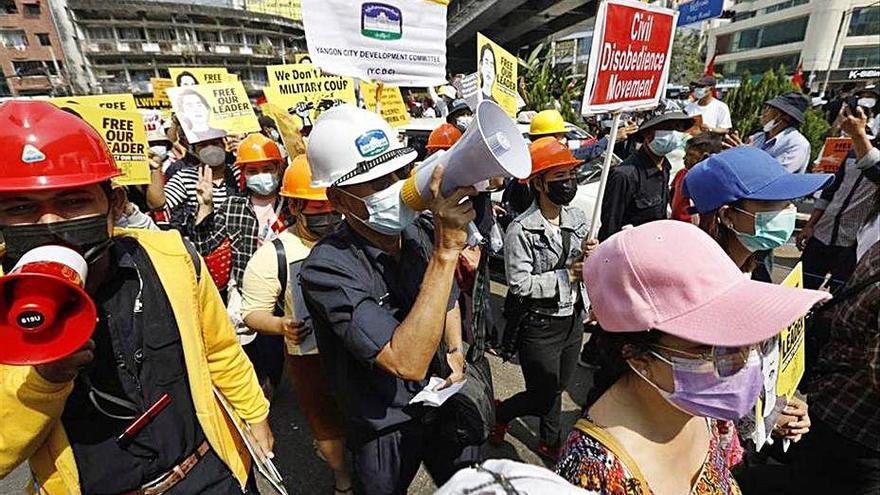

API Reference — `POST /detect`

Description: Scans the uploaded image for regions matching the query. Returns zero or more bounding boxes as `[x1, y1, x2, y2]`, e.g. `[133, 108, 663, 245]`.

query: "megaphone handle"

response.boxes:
[466, 222, 483, 247]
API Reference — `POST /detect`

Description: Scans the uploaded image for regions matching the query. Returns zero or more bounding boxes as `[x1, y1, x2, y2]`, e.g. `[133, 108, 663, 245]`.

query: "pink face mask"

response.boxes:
[631, 348, 763, 421]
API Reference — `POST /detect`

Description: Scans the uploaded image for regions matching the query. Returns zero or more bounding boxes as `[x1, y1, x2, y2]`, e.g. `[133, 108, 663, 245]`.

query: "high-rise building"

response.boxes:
[49, 0, 303, 96]
[0, 0, 67, 96]
[706, 0, 880, 88]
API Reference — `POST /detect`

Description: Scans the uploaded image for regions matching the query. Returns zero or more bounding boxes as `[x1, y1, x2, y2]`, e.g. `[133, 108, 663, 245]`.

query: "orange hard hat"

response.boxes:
[281, 154, 327, 201]
[0, 101, 121, 192]
[426, 123, 463, 152]
[236, 132, 283, 167]
[527, 136, 582, 179]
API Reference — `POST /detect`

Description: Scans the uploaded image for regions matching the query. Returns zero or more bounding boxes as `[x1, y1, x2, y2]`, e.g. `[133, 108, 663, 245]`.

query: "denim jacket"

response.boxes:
[504, 202, 588, 316]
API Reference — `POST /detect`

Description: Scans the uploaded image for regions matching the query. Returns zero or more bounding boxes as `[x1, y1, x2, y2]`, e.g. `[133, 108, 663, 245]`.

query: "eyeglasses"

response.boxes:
[651, 337, 776, 378]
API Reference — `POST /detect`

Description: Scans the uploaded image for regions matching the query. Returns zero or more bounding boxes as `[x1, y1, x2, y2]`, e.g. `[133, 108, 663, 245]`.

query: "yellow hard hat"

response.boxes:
[529, 110, 566, 136]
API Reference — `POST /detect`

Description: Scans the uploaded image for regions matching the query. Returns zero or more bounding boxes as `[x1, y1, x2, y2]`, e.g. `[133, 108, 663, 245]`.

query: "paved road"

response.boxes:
[0, 289, 595, 495]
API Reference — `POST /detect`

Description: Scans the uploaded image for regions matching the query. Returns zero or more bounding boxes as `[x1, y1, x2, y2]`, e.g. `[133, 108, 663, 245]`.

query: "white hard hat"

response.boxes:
[435, 459, 586, 494]
[307, 104, 417, 188]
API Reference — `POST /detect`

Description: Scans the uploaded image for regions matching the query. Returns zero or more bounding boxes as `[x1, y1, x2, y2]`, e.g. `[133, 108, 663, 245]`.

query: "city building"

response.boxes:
[0, 0, 67, 96]
[706, 0, 880, 88]
[49, 0, 304, 96]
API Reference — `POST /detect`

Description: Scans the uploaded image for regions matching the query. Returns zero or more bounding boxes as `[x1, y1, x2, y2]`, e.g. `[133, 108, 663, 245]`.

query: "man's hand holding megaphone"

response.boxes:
[35, 339, 95, 383]
[423, 164, 477, 257]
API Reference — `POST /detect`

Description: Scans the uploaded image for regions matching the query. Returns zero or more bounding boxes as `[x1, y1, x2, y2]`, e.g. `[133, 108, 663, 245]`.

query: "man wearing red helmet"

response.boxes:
[0, 101, 273, 495]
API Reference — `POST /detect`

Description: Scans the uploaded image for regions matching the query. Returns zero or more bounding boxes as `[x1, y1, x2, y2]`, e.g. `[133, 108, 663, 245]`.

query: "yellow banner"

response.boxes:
[166, 82, 260, 143]
[50, 94, 138, 112]
[360, 82, 410, 127]
[246, 0, 302, 21]
[169, 67, 230, 86]
[776, 263, 806, 398]
[294, 53, 313, 64]
[261, 102, 307, 159]
[752, 262, 807, 449]
[476, 33, 518, 117]
[264, 63, 356, 128]
[50, 102, 149, 186]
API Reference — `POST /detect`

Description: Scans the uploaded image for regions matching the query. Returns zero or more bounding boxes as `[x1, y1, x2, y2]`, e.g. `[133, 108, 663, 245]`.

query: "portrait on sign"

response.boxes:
[174, 89, 225, 142]
[478, 43, 497, 104]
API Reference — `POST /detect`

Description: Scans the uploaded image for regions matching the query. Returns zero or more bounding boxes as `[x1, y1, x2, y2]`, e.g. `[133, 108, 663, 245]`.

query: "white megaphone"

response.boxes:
[400, 100, 531, 245]
[0, 245, 98, 365]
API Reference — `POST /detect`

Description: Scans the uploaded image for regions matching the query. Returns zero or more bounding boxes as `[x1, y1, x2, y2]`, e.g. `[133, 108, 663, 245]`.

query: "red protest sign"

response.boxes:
[581, 0, 677, 114]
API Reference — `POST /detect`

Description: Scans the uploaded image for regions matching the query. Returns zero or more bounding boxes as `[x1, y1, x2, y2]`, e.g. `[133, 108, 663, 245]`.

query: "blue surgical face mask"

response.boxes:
[246, 172, 279, 196]
[728, 206, 797, 252]
[340, 180, 417, 235]
[648, 130, 684, 156]
[693, 87, 710, 99]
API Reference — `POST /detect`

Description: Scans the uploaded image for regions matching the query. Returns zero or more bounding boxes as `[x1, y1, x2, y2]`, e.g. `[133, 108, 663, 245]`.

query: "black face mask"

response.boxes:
[303, 212, 343, 238]
[1, 214, 112, 268]
[545, 178, 578, 206]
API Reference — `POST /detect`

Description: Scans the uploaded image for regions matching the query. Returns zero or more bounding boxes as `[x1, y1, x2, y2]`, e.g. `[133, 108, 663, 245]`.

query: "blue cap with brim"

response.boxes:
[683, 146, 833, 214]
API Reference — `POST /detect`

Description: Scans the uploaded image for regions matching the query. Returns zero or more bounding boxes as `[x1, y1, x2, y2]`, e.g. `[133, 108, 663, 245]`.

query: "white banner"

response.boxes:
[300, 0, 448, 86]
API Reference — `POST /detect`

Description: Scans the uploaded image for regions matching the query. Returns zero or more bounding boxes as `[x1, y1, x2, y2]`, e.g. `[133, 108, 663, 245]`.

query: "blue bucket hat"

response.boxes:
[683, 147, 833, 214]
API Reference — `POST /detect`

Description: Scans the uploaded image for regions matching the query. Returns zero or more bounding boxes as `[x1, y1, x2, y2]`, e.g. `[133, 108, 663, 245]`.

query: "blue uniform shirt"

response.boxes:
[301, 220, 458, 443]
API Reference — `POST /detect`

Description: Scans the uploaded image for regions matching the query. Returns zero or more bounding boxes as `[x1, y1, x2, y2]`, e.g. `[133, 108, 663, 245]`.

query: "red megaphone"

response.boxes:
[0, 245, 97, 365]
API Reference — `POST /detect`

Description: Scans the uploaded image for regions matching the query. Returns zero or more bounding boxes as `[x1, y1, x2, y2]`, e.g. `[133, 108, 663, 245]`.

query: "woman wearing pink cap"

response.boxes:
[555, 220, 829, 494]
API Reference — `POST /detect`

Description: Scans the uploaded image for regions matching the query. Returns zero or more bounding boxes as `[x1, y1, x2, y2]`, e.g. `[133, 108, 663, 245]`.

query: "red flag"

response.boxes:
[792, 62, 804, 89]
[704, 54, 716, 77]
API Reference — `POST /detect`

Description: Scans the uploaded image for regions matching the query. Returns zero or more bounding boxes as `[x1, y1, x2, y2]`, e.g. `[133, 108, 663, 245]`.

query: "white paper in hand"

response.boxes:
[408, 377, 466, 407]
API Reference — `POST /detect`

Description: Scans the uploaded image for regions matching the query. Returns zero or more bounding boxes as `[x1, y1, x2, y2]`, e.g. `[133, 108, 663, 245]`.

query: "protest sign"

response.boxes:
[360, 81, 410, 127]
[476, 33, 519, 117]
[264, 63, 356, 128]
[300, 0, 447, 86]
[294, 52, 313, 64]
[751, 263, 807, 450]
[51, 102, 149, 185]
[140, 109, 168, 142]
[169, 67, 230, 86]
[166, 82, 260, 143]
[580, 0, 677, 114]
[261, 102, 307, 159]
[814, 137, 852, 173]
[50, 93, 138, 112]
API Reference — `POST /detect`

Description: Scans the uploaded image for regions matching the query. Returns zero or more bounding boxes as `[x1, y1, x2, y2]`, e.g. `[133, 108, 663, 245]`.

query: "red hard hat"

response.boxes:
[0, 101, 121, 192]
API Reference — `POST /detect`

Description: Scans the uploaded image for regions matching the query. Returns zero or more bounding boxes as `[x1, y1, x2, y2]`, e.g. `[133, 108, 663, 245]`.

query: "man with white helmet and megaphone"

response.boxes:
[301, 101, 502, 494]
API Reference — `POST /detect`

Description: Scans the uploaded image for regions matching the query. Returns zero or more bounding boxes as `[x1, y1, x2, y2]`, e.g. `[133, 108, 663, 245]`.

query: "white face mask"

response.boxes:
[694, 87, 709, 99]
[455, 115, 474, 131]
[857, 97, 877, 109]
[647, 130, 684, 156]
[762, 119, 777, 133]
[245, 172, 279, 196]
[341, 180, 418, 235]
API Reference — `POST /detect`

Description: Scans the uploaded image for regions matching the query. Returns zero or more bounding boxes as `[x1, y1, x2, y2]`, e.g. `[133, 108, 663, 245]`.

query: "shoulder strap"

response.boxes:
[181, 237, 202, 281]
[553, 227, 573, 271]
[272, 238, 287, 317]
[574, 418, 650, 489]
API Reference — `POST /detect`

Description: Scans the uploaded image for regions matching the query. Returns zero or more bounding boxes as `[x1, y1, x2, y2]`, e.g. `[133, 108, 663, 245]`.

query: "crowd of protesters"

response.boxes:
[0, 72, 877, 495]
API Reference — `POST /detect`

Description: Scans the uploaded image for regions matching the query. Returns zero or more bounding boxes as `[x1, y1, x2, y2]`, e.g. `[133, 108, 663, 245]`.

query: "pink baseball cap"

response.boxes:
[583, 221, 831, 347]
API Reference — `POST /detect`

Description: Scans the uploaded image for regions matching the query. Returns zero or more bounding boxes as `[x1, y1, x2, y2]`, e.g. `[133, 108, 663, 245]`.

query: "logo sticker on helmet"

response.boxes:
[355, 129, 390, 158]
[21, 144, 46, 164]
[361, 3, 402, 41]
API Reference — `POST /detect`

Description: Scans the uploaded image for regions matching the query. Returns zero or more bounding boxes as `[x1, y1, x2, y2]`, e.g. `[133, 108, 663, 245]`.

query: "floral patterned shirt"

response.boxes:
[556, 416, 743, 495]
